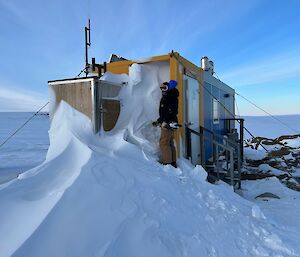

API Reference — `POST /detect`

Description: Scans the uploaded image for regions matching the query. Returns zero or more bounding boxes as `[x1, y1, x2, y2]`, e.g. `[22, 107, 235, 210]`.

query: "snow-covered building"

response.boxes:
[48, 52, 243, 187]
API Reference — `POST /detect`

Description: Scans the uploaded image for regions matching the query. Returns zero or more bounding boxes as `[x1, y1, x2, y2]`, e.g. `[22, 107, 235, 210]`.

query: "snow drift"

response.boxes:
[0, 63, 298, 257]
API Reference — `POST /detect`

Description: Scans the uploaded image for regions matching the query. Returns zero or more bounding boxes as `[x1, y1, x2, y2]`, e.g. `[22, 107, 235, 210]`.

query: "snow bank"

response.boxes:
[0, 63, 298, 256]
[0, 103, 93, 256]
[100, 61, 169, 158]
[244, 147, 267, 161]
[243, 177, 300, 250]
[258, 164, 284, 176]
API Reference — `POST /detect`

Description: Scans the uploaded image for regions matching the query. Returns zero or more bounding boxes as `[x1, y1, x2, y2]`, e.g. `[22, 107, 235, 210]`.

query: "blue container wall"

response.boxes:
[203, 81, 234, 161]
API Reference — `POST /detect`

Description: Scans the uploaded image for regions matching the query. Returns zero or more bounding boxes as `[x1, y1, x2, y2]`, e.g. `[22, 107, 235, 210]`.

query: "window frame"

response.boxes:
[212, 98, 220, 124]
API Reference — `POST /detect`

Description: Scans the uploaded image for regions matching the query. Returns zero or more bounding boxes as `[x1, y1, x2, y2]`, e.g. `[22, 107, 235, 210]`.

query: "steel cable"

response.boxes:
[0, 102, 49, 149]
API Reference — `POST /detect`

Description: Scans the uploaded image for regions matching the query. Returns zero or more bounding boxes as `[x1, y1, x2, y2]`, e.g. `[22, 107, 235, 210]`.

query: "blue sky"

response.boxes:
[0, 0, 299, 115]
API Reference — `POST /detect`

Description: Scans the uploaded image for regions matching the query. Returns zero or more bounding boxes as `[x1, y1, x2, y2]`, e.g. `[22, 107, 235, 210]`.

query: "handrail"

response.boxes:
[200, 125, 239, 147]
[186, 126, 241, 190]
[188, 127, 235, 152]
[225, 118, 245, 121]
[224, 118, 244, 161]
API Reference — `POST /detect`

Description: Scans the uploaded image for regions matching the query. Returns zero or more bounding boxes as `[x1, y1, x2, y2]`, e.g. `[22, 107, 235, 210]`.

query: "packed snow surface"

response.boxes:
[0, 64, 299, 256]
[1, 102, 298, 257]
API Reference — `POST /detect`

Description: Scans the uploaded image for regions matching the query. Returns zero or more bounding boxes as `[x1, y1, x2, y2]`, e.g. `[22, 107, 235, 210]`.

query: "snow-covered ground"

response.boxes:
[0, 112, 49, 184]
[1, 103, 299, 257]
[1, 114, 299, 183]
[242, 115, 300, 139]
[0, 64, 299, 256]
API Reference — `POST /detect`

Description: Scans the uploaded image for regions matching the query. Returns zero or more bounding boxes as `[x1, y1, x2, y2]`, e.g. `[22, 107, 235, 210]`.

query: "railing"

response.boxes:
[185, 125, 242, 190]
[225, 118, 244, 161]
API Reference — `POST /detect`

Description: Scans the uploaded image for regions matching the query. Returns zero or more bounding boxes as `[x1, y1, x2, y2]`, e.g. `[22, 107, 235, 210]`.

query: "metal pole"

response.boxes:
[230, 151, 234, 189]
[85, 27, 88, 77]
[237, 145, 241, 189]
[99, 81, 104, 134]
[103, 62, 107, 73]
[88, 18, 91, 44]
[240, 118, 244, 162]
[212, 133, 216, 164]
[216, 145, 219, 180]
[186, 126, 191, 159]
[84, 19, 91, 77]
[200, 127, 205, 168]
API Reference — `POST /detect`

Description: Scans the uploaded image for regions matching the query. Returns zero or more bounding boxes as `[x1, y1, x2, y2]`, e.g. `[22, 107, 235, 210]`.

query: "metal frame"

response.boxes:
[48, 76, 98, 85]
[85, 19, 91, 76]
[95, 80, 123, 133]
[186, 125, 242, 190]
[91, 78, 98, 133]
[225, 118, 244, 161]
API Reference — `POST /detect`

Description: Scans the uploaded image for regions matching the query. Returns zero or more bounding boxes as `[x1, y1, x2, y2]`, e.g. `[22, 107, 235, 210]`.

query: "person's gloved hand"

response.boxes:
[161, 122, 171, 129]
[169, 122, 181, 129]
[152, 121, 160, 127]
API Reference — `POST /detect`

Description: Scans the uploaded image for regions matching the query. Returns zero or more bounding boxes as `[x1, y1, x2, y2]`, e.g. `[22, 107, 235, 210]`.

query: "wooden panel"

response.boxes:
[103, 99, 120, 131]
[51, 81, 93, 119]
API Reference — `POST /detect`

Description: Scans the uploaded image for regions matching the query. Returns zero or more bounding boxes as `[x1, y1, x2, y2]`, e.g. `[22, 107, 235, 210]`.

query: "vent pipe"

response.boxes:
[209, 60, 214, 75]
[201, 56, 210, 71]
[201, 56, 214, 75]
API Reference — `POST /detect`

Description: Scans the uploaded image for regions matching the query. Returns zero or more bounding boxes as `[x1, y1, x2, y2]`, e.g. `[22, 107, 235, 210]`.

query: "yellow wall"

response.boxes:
[169, 55, 182, 156]
[104, 54, 171, 75]
[98, 52, 204, 159]
[106, 60, 132, 74]
[172, 53, 204, 126]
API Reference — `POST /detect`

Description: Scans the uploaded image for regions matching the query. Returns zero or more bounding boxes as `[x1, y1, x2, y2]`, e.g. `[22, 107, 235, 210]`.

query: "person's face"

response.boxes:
[160, 83, 168, 92]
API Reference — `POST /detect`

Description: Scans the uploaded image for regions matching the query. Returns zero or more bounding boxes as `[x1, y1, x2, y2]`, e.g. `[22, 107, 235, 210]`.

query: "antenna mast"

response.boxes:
[85, 18, 91, 76]
[83, 17, 107, 78]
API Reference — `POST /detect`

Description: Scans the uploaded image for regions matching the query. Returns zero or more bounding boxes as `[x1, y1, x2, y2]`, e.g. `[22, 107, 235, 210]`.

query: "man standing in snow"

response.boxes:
[153, 80, 179, 168]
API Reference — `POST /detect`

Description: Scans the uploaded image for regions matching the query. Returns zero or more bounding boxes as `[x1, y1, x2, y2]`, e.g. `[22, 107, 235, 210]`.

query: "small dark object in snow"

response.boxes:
[255, 192, 280, 199]
[207, 174, 218, 184]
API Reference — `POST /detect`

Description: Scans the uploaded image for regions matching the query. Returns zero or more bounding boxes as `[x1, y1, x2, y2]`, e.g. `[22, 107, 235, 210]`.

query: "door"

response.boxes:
[184, 75, 201, 165]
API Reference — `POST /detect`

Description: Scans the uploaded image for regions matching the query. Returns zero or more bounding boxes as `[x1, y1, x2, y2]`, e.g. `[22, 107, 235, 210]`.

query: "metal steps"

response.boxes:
[206, 158, 241, 190]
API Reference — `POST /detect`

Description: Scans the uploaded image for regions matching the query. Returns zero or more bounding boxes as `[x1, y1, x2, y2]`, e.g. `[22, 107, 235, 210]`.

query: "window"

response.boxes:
[213, 99, 219, 124]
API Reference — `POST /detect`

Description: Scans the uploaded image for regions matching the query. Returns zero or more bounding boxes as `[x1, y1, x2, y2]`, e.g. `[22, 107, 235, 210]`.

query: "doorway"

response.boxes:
[184, 75, 201, 165]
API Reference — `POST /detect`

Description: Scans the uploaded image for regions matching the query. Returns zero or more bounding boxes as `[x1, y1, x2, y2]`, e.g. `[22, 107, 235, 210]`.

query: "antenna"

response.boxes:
[83, 17, 107, 78]
[85, 18, 91, 76]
